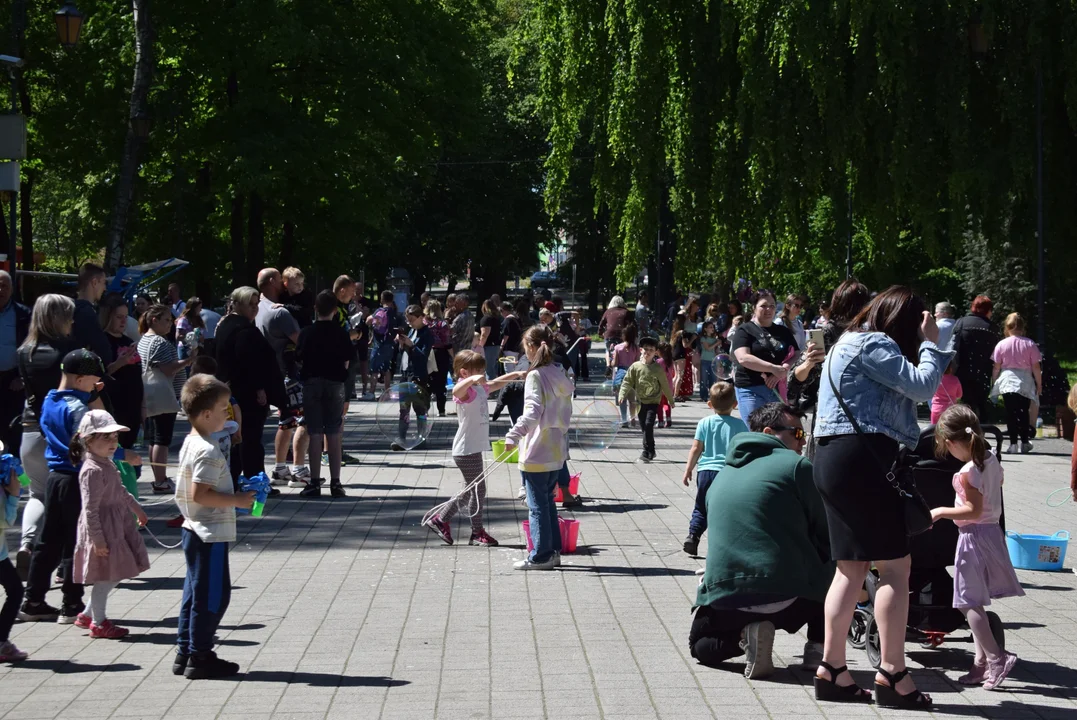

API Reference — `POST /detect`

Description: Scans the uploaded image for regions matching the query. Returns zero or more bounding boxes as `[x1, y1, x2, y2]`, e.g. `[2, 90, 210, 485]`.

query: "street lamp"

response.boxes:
[54, 2, 85, 49]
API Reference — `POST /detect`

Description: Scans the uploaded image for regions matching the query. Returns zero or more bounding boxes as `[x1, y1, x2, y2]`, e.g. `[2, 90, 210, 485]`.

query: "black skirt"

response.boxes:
[813, 433, 909, 561]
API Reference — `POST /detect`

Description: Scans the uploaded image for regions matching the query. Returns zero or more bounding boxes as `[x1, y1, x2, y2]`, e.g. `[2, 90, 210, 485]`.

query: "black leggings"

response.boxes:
[0, 558, 23, 642]
[25, 471, 83, 607]
[1002, 393, 1031, 445]
[233, 401, 269, 483]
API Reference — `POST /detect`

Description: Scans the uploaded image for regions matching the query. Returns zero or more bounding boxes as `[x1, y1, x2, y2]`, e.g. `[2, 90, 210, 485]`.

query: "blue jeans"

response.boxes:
[522, 470, 562, 563]
[700, 359, 717, 402]
[735, 385, 775, 425]
[689, 469, 719, 537]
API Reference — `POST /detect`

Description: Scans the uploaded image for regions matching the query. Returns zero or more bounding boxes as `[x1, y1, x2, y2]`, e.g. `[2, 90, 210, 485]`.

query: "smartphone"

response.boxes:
[807, 328, 826, 352]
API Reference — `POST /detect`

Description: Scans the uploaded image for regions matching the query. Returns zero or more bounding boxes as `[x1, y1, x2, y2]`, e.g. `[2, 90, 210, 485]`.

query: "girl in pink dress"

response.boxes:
[656, 342, 676, 427]
[930, 405, 1024, 691]
[930, 360, 963, 425]
[72, 411, 150, 639]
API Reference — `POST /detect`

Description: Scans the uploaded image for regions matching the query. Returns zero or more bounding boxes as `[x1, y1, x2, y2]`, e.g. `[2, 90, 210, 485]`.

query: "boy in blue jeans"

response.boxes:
[174, 374, 255, 679]
[681, 382, 747, 556]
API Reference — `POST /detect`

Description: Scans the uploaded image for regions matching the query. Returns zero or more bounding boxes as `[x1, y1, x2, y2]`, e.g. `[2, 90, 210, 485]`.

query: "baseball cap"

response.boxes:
[61, 349, 106, 378]
[77, 409, 130, 437]
[544, 301, 557, 312]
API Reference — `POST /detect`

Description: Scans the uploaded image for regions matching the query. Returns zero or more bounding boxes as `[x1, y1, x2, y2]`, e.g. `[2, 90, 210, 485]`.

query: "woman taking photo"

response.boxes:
[477, 299, 502, 380]
[729, 291, 798, 419]
[14, 294, 78, 577]
[99, 294, 143, 449]
[989, 312, 1041, 454]
[137, 304, 194, 494]
[812, 286, 950, 709]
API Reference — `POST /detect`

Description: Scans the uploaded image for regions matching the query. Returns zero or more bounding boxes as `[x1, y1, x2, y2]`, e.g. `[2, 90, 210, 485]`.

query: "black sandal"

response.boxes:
[814, 661, 873, 703]
[874, 668, 932, 710]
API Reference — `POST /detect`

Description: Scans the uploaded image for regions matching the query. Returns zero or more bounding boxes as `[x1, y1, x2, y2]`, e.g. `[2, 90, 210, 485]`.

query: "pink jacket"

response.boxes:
[506, 364, 575, 472]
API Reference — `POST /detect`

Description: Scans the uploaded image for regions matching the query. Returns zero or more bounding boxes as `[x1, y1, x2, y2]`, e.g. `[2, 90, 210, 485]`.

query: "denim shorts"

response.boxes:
[302, 378, 346, 435]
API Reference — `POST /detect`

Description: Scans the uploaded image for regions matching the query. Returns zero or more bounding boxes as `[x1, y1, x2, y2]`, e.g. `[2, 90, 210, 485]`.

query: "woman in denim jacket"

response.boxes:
[811, 286, 951, 709]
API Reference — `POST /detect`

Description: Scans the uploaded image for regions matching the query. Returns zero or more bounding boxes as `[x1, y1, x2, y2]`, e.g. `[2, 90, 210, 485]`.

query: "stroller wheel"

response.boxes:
[987, 611, 1006, 651]
[848, 607, 871, 650]
[865, 616, 882, 669]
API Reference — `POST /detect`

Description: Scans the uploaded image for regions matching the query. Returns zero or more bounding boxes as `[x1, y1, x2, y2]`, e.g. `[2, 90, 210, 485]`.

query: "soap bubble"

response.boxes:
[573, 398, 622, 452]
[376, 382, 431, 451]
[712, 353, 734, 382]
[593, 380, 618, 401]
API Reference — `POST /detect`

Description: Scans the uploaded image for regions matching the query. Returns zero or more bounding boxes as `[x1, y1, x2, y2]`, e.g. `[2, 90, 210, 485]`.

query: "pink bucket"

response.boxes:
[553, 473, 581, 503]
[522, 517, 580, 554]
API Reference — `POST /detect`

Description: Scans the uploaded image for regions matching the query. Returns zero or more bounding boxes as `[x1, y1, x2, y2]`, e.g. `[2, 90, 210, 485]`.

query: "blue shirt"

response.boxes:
[815, 331, 952, 448]
[41, 389, 91, 474]
[0, 495, 18, 562]
[694, 414, 749, 472]
[935, 317, 956, 352]
[0, 301, 17, 371]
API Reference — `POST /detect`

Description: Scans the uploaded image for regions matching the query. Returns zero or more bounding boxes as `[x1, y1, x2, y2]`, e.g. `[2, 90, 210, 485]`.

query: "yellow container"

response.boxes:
[491, 439, 519, 463]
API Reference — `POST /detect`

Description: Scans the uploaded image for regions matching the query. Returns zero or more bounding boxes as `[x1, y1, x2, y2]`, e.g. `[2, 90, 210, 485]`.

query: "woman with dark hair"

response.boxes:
[477, 299, 501, 380]
[787, 280, 871, 457]
[728, 291, 798, 419]
[776, 293, 808, 351]
[99, 294, 143, 449]
[811, 286, 950, 709]
[950, 295, 999, 420]
[176, 297, 205, 360]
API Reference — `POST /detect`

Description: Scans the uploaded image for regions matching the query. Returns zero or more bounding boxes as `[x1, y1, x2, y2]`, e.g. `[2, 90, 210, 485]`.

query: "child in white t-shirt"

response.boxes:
[423, 351, 524, 546]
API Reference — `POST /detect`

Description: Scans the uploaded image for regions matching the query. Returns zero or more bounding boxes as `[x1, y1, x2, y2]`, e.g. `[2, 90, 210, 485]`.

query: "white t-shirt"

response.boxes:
[176, 433, 236, 543]
[452, 383, 490, 457]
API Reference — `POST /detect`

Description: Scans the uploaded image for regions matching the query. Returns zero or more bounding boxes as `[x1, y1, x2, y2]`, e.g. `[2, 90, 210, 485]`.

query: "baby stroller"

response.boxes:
[847, 424, 1007, 668]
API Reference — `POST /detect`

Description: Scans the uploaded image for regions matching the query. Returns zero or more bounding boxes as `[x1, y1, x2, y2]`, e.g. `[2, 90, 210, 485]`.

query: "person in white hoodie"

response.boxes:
[505, 324, 575, 570]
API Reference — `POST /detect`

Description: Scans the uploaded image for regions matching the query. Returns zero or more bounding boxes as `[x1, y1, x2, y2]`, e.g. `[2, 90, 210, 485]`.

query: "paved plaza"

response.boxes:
[1, 375, 1076, 720]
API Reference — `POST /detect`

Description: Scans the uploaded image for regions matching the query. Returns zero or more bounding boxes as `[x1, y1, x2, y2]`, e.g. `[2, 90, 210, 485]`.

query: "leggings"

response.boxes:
[659, 397, 672, 422]
[0, 558, 23, 642]
[439, 453, 486, 530]
[19, 430, 49, 549]
[90, 581, 118, 624]
[1002, 393, 1031, 445]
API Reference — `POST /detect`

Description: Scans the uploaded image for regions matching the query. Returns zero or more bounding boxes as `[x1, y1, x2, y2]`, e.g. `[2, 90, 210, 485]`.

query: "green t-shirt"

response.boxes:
[694, 414, 749, 472]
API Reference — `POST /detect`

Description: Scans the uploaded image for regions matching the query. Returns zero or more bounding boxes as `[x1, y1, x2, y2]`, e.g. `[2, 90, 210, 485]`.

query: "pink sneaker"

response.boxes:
[983, 652, 1017, 691]
[89, 620, 130, 639]
[73, 613, 92, 630]
[424, 517, 453, 545]
[469, 530, 499, 546]
[0, 641, 28, 662]
[958, 660, 987, 685]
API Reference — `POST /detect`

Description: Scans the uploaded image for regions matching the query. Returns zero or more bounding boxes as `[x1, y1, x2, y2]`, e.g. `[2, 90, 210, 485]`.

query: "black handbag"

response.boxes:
[826, 353, 933, 538]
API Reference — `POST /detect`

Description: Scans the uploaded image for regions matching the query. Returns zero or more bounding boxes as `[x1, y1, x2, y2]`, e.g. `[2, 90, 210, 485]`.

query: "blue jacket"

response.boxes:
[815, 331, 952, 448]
[41, 389, 91, 474]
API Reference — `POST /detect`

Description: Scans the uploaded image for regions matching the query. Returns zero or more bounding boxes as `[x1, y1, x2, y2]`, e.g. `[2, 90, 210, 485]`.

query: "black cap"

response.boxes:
[61, 349, 106, 378]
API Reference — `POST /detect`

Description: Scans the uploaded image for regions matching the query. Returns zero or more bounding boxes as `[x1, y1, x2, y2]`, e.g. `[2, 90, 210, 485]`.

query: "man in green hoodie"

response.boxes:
[690, 402, 833, 680]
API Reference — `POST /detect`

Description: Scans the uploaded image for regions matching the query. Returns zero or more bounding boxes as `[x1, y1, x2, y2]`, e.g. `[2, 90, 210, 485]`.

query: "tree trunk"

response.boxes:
[104, 0, 155, 272]
[20, 175, 33, 271]
[279, 220, 295, 269]
[230, 194, 245, 287]
[247, 192, 265, 278]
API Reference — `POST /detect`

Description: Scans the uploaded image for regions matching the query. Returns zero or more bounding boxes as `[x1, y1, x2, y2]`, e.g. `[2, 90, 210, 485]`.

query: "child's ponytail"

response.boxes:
[69, 434, 86, 467]
[522, 325, 555, 370]
[934, 404, 988, 471]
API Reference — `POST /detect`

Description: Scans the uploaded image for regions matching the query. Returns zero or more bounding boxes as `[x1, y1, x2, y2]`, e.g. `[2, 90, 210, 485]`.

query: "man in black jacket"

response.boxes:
[951, 295, 1000, 421]
[0, 271, 30, 453]
[71, 263, 111, 364]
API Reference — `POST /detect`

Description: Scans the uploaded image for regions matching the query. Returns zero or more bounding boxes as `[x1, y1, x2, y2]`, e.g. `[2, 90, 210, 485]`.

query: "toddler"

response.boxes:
[71, 411, 150, 638]
[930, 360, 963, 425]
[656, 342, 676, 427]
[681, 382, 747, 555]
[930, 405, 1023, 690]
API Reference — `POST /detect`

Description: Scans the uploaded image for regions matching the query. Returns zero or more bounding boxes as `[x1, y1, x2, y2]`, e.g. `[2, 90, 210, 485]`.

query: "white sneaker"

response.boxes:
[517, 485, 527, 499]
[800, 641, 824, 670]
[270, 467, 292, 486]
[1005, 443, 1019, 455]
[552, 552, 562, 568]
[288, 466, 311, 488]
[740, 621, 775, 679]
[513, 557, 557, 571]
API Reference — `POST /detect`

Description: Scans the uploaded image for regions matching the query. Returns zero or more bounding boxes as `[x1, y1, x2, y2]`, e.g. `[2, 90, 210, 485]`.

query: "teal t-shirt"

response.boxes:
[694, 414, 749, 472]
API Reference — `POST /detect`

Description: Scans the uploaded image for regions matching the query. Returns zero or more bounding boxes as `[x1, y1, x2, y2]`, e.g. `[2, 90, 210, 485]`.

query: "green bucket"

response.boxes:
[116, 460, 139, 500]
[491, 439, 519, 463]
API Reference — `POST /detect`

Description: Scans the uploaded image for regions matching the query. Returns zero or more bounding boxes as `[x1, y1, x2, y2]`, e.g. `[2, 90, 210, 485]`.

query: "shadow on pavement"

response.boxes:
[129, 632, 258, 647]
[240, 671, 409, 687]
[18, 659, 142, 673]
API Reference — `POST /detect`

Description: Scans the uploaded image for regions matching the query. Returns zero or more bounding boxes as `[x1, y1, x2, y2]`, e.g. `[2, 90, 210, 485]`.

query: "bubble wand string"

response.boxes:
[1046, 487, 1075, 507]
[422, 451, 514, 526]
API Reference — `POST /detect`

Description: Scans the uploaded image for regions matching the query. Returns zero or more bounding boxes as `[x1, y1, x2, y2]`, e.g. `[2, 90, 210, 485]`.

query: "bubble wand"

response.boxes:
[1046, 487, 1075, 507]
[422, 451, 515, 526]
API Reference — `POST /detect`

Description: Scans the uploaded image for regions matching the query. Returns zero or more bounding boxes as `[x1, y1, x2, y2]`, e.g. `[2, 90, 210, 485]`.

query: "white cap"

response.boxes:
[77, 409, 130, 437]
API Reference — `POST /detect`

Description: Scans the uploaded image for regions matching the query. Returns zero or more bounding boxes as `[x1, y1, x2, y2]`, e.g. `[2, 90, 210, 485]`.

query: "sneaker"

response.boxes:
[0, 641, 28, 662]
[152, 478, 175, 494]
[18, 600, 60, 622]
[630, 419, 640, 429]
[740, 621, 775, 679]
[90, 619, 129, 639]
[1020, 442, 1034, 454]
[683, 534, 700, 556]
[1005, 443, 1019, 455]
[362, 391, 374, 401]
[57, 602, 86, 625]
[269, 467, 292, 486]
[664, 419, 672, 428]
[552, 551, 562, 568]
[184, 651, 240, 680]
[800, 641, 824, 670]
[267, 487, 281, 498]
[517, 485, 527, 500]
[958, 660, 988, 685]
[73, 613, 92, 630]
[321, 452, 329, 467]
[390, 440, 406, 452]
[15, 546, 31, 581]
[424, 517, 453, 545]
[329, 480, 346, 498]
[639, 452, 652, 463]
[341, 452, 360, 466]
[299, 482, 321, 498]
[983, 652, 1018, 690]
[469, 530, 499, 546]
[173, 652, 190, 676]
[513, 556, 557, 571]
[166, 515, 185, 529]
[288, 467, 310, 488]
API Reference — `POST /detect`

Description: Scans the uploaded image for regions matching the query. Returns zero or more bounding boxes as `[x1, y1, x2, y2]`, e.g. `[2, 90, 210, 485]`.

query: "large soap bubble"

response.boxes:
[712, 353, 734, 382]
[377, 382, 431, 451]
[573, 397, 622, 452]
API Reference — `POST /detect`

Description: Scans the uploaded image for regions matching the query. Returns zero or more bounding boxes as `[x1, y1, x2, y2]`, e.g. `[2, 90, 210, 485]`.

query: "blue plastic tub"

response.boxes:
[1006, 531, 1069, 571]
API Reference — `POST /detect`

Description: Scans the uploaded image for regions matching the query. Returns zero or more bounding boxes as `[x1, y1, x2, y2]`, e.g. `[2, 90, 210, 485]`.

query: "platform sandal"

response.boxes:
[874, 668, 933, 710]
[814, 661, 873, 703]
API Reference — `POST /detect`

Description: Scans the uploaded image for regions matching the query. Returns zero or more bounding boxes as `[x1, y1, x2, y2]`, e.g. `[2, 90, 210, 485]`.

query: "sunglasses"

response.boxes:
[771, 425, 806, 440]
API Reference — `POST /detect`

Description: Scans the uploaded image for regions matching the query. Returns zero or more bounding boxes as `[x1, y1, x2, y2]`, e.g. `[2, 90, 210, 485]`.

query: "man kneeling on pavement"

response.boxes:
[690, 402, 833, 679]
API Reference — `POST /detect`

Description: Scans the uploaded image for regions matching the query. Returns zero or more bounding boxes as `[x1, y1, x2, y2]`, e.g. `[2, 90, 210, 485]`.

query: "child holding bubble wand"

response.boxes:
[423, 350, 526, 547]
[505, 325, 575, 571]
[70, 410, 150, 639]
[0, 456, 27, 662]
